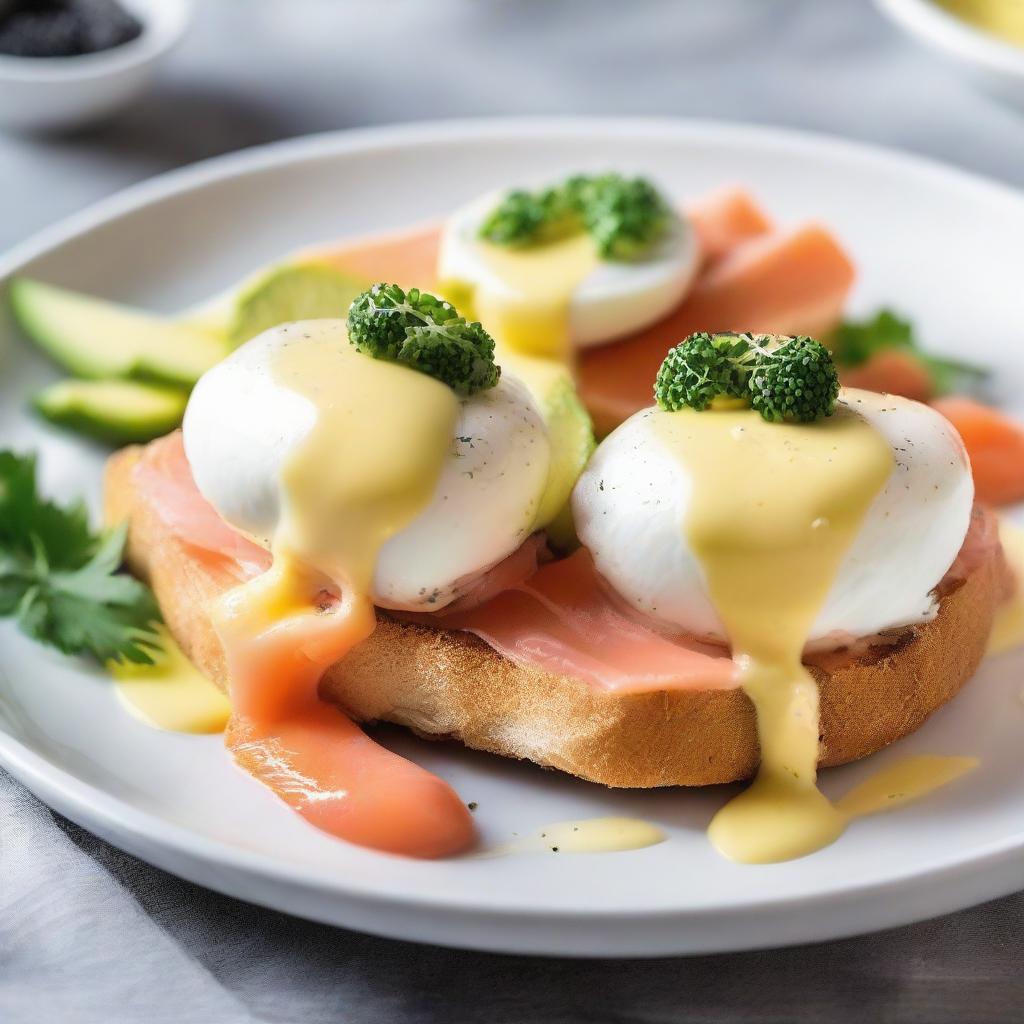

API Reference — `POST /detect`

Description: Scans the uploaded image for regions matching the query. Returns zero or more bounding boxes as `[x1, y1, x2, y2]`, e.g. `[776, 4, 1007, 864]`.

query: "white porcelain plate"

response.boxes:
[2, 119, 1024, 958]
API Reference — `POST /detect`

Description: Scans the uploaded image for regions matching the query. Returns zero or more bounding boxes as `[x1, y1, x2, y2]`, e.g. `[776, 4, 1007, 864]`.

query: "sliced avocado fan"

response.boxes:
[227, 263, 368, 347]
[10, 278, 227, 387]
[34, 379, 189, 445]
[505, 352, 596, 551]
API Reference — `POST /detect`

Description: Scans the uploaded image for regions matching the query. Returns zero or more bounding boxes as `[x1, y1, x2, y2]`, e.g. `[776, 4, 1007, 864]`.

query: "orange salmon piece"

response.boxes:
[933, 397, 1024, 506]
[840, 349, 935, 403]
[303, 222, 442, 291]
[689, 187, 774, 264]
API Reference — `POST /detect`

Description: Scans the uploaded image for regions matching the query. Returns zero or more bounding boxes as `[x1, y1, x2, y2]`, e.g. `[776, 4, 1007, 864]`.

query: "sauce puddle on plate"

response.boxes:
[484, 816, 667, 857]
[109, 626, 230, 734]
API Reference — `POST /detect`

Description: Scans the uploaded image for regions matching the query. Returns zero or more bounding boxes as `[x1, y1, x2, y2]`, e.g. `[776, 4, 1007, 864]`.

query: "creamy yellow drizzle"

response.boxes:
[654, 403, 895, 863]
[487, 817, 666, 857]
[833, 755, 978, 818]
[109, 627, 230, 734]
[449, 232, 597, 362]
[935, 0, 1024, 46]
[988, 518, 1024, 655]
[218, 322, 460, 637]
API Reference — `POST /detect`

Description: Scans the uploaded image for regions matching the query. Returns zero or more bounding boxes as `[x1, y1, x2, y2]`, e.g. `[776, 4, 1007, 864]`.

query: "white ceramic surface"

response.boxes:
[1, 119, 1024, 958]
[876, 0, 1024, 108]
[0, 0, 192, 132]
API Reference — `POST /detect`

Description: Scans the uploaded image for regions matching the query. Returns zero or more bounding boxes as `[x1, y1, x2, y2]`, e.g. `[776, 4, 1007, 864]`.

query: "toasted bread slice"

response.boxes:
[105, 445, 1009, 789]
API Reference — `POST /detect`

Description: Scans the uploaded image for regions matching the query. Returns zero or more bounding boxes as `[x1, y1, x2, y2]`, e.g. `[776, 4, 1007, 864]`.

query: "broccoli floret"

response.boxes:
[347, 283, 500, 395]
[569, 174, 670, 261]
[654, 333, 839, 423]
[749, 336, 839, 423]
[654, 332, 756, 412]
[478, 187, 578, 249]
[478, 173, 670, 261]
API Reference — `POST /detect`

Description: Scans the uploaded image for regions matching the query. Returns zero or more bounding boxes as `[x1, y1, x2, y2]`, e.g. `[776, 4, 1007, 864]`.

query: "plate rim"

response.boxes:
[3, 116, 1024, 956]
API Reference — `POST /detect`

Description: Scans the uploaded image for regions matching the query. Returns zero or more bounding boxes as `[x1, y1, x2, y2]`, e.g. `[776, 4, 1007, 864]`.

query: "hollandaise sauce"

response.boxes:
[935, 0, 1024, 47]
[109, 626, 230, 734]
[455, 232, 597, 362]
[988, 518, 1024, 655]
[656, 404, 894, 863]
[213, 325, 475, 858]
[487, 817, 667, 857]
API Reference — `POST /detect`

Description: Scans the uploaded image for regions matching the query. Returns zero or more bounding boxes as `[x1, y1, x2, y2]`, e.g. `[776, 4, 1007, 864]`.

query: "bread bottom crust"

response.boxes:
[106, 446, 1008, 788]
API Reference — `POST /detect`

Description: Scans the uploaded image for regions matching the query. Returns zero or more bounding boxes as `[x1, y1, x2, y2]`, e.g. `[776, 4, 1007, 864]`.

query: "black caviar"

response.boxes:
[0, 0, 143, 58]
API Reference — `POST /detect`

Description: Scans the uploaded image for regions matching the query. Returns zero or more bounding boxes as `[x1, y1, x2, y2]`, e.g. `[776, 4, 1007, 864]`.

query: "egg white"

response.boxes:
[438, 187, 701, 350]
[572, 389, 975, 646]
[182, 321, 551, 611]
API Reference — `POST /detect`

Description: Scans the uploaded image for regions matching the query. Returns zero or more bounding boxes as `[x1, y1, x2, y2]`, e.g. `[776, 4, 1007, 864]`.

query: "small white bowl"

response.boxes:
[0, 0, 192, 132]
[875, 0, 1024, 108]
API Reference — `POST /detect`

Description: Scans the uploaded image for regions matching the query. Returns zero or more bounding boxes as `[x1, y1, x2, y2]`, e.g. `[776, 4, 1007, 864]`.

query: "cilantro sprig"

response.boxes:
[834, 310, 989, 397]
[0, 451, 161, 664]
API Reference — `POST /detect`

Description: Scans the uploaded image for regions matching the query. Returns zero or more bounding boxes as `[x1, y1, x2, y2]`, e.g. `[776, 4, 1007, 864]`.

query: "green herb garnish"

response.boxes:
[834, 309, 989, 397]
[0, 451, 160, 663]
[654, 332, 840, 423]
[479, 173, 672, 261]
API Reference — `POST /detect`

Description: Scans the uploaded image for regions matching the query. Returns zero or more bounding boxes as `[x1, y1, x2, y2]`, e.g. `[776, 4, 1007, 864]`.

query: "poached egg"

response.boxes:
[573, 389, 974, 647]
[574, 385, 975, 864]
[183, 320, 551, 612]
[438, 186, 700, 359]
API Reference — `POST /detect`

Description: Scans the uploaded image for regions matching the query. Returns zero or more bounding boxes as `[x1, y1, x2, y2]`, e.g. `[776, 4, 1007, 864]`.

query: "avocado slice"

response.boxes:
[227, 262, 368, 347]
[34, 379, 189, 444]
[504, 351, 596, 549]
[10, 278, 227, 387]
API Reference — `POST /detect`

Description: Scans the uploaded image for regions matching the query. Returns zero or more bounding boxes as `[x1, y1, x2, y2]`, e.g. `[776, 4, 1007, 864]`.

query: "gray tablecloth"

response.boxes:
[2, 2, 1022, 1021]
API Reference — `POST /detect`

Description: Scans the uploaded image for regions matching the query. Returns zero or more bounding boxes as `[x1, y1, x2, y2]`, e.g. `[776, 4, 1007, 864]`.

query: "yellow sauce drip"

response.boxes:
[109, 626, 230, 734]
[988, 518, 1024, 655]
[453, 232, 597, 362]
[489, 817, 666, 857]
[833, 755, 978, 818]
[221, 322, 460, 635]
[654, 404, 894, 863]
[935, 0, 1024, 46]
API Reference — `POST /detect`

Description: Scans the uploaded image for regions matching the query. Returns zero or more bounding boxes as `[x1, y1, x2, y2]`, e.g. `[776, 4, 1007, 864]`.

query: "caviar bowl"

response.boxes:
[0, 0, 192, 132]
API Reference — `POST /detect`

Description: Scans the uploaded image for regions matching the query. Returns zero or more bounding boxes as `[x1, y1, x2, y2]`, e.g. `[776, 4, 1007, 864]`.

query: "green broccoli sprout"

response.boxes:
[347, 283, 500, 395]
[749, 336, 840, 423]
[478, 173, 671, 261]
[476, 186, 578, 249]
[569, 174, 671, 260]
[654, 332, 839, 423]
[654, 332, 756, 412]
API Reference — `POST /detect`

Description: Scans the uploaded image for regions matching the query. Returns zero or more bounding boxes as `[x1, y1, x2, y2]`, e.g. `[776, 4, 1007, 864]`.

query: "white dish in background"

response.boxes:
[0, 0, 192, 132]
[876, 0, 1024, 108]
[1, 119, 1024, 957]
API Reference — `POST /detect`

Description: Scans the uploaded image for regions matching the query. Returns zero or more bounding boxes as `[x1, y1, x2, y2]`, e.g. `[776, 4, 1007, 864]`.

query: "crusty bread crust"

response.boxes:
[105, 445, 1009, 788]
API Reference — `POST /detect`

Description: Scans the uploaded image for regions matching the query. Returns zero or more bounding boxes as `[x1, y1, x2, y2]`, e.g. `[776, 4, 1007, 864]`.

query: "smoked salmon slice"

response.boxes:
[839, 349, 934, 404]
[307, 221, 442, 289]
[688, 186, 774, 264]
[933, 397, 1024, 506]
[432, 549, 736, 694]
